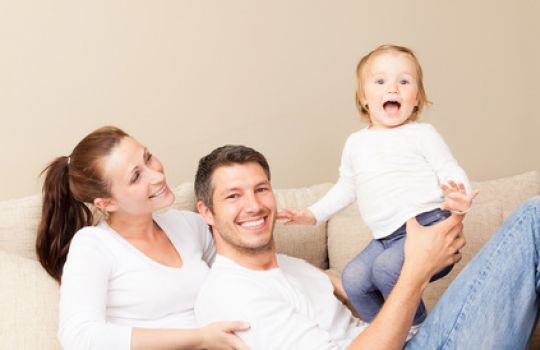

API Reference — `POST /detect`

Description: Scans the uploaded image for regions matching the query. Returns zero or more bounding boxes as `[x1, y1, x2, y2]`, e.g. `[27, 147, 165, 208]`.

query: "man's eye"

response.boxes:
[226, 194, 238, 200]
[256, 187, 268, 193]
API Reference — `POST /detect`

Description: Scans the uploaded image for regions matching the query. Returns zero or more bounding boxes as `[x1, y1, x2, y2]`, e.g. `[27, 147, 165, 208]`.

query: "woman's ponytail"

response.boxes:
[36, 156, 93, 282]
[36, 126, 128, 283]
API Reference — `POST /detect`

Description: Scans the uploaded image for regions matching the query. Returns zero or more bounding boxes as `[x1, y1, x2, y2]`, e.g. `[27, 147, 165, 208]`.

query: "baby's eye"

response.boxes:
[145, 152, 153, 162]
[399, 79, 409, 85]
[375, 79, 384, 85]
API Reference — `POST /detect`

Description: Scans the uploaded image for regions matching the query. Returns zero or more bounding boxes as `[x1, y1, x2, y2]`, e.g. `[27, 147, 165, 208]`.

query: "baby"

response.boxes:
[278, 45, 478, 337]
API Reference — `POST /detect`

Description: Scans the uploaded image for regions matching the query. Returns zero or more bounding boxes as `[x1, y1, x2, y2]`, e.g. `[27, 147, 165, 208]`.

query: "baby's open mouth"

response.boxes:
[383, 101, 401, 114]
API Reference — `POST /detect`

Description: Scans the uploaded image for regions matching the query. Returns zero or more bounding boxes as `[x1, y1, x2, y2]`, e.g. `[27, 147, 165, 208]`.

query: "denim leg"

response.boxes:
[372, 235, 427, 325]
[342, 239, 385, 322]
[406, 197, 540, 350]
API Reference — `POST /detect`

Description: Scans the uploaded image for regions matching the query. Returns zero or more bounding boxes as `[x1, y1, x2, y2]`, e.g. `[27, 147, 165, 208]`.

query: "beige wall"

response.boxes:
[1, 0, 539, 200]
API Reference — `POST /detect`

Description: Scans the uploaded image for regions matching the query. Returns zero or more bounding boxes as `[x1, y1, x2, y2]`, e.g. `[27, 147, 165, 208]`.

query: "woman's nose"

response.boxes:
[148, 166, 164, 183]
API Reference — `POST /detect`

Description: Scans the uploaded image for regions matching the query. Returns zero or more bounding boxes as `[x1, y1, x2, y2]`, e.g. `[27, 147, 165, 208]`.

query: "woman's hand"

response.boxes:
[277, 208, 317, 225]
[200, 321, 251, 350]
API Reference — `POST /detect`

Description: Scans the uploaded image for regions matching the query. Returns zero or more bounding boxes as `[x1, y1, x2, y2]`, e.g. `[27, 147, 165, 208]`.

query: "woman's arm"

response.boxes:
[59, 229, 249, 350]
[132, 323, 250, 350]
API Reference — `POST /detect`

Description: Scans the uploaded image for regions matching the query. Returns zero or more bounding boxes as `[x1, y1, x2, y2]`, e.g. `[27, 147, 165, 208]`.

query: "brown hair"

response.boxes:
[36, 126, 129, 282]
[355, 44, 430, 123]
[195, 145, 270, 211]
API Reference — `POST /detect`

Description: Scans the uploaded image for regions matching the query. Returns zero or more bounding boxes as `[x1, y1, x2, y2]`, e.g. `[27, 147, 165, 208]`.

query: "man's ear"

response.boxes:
[93, 197, 117, 213]
[197, 200, 215, 226]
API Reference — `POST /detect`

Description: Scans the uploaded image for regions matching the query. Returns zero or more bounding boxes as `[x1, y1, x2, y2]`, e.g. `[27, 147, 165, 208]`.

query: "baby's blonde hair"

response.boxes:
[355, 45, 430, 123]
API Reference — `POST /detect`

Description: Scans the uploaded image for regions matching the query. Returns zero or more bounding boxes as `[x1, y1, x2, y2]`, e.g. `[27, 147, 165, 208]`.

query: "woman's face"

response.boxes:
[97, 136, 175, 217]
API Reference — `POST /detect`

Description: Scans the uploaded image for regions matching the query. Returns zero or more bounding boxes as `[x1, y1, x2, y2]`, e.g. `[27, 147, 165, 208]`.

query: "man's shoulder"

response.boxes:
[194, 256, 279, 324]
[277, 254, 318, 272]
[197, 256, 270, 298]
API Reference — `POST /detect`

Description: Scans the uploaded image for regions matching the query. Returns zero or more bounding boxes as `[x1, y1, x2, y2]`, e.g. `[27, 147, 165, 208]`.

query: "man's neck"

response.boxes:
[217, 244, 278, 271]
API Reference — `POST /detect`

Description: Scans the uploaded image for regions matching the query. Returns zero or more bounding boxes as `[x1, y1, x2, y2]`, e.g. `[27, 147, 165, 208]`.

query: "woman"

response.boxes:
[36, 126, 249, 350]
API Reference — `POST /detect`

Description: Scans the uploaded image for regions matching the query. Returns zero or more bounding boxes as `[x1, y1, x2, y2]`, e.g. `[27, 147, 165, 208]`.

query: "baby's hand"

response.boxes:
[277, 208, 317, 225]
[440, 180, 479, 215]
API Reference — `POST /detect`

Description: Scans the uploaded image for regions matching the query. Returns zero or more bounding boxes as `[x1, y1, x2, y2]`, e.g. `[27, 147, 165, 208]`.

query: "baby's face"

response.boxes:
[361, 52, 419, 129]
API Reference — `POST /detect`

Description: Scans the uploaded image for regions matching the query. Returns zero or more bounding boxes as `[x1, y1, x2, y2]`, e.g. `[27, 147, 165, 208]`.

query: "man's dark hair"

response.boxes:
[195, 145, 271, 211]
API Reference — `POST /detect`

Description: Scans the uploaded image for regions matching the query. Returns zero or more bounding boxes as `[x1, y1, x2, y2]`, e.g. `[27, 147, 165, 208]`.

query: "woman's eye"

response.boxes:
[131, 172, 140, 184]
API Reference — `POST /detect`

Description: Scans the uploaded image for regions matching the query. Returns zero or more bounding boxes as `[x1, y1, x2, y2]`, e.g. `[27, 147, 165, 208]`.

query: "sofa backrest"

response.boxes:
[1, 171, 539, 350]
[1, 172, 539, 268]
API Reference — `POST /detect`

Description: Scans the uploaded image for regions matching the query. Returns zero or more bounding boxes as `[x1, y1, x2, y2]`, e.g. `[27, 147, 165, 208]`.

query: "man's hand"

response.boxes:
[403, 214, 466, 285]
[440, 180, 479, 214]
[277, 207, 317, 225]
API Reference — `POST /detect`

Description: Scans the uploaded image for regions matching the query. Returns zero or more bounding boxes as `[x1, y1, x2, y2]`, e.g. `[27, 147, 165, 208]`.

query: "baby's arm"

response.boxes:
[277, 207, 317, 225]
[440, 180, 479, 214]
[277, 176, 356, 226]
[278, 135, 357, 226]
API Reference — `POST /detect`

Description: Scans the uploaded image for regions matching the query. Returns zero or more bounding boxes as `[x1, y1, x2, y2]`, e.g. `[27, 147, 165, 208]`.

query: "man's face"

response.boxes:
[199, 162, 276, 254]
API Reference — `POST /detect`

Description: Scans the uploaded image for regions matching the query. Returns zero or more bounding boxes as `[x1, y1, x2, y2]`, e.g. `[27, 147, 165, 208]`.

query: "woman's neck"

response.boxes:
[107, 213, 156, 240]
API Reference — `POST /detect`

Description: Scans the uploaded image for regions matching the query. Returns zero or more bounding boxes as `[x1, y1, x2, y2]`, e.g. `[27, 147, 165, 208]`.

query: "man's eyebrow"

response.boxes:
[218, 180, 271, 193]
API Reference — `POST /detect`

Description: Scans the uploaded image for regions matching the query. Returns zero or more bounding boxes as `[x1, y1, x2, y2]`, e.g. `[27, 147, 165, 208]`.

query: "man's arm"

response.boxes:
[348, 214, 465, 350]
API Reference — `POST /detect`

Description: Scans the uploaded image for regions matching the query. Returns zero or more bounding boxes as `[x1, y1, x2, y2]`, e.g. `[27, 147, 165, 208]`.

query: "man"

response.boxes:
[194, 145, 539, 349]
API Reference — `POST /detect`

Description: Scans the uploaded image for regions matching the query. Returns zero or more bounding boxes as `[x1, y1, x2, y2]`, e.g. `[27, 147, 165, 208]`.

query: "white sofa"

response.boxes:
[1, 171, 539, 349]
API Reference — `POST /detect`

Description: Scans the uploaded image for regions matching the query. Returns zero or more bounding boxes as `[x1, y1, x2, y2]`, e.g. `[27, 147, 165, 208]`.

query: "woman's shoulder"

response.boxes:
[66, 225, 117, 265]
[155, 209, 210, 240]
[155, 208, 205, 227]
[71, 225, 110, 244]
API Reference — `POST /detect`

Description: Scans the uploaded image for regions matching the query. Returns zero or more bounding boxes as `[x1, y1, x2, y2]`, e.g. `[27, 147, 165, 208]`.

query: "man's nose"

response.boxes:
[244, 192, 262, 213]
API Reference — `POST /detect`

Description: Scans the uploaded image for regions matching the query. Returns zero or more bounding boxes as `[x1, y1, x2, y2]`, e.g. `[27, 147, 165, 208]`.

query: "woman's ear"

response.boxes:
[93, 197, 117, 213]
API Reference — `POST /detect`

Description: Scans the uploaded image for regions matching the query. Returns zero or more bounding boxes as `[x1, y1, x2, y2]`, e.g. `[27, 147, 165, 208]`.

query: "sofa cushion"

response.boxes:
[0, 194, 42, 260]
[169, 182, 198, 212]
[0, 250, 61, 349]
[273, 184, 333, 269]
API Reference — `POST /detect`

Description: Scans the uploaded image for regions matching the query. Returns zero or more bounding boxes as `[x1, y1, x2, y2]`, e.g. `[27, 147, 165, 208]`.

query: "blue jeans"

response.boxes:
[406, 198, 540, 349]
[342, 209, 453, 325]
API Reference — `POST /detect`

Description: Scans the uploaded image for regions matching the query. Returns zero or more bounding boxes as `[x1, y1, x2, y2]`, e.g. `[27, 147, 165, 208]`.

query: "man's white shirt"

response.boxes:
[195, 254, 367, 350]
